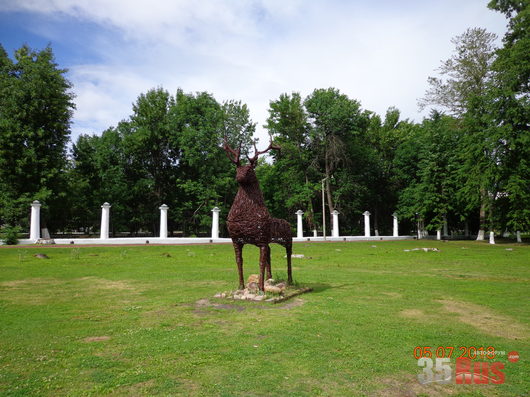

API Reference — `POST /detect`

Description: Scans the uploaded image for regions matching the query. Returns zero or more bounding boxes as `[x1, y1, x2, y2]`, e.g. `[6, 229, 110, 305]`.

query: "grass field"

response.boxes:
[0, 240, 528, 396]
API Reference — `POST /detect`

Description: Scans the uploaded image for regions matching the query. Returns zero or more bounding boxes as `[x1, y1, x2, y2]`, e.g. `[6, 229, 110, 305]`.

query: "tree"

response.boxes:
[418, 28, 498, 116]
[419, 28, 500, 240]
[264, 93, 317, 227]
[0, 44, 75, 232]
[304, 88, 369, 219]
[487, 0, 530, 239]
[397, 112, 461, 235]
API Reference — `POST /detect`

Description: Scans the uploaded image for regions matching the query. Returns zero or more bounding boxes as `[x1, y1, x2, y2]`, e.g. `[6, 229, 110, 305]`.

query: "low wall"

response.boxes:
[11, 235, 414, 246]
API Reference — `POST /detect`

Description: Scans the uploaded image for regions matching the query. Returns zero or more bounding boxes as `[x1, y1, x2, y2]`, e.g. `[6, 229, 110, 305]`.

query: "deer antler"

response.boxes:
[223, 135, 241, 165]
[247, 138, 281, 165]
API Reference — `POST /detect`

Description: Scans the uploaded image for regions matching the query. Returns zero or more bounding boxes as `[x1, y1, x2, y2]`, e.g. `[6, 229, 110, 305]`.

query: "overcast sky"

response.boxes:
[0, 0, 509, 144]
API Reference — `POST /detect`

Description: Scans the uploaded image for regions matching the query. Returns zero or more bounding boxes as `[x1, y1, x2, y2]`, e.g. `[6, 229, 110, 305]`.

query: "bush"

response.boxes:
[0, 225, 21, 245]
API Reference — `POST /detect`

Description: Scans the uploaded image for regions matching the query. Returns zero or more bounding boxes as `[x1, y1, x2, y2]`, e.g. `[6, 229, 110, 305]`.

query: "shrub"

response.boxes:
[0, 225, 22, 245]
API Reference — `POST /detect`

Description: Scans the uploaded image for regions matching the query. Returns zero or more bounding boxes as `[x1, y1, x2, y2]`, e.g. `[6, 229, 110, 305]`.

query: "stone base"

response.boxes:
[214, 274, 312, 303]
[36, 239, 55, 245]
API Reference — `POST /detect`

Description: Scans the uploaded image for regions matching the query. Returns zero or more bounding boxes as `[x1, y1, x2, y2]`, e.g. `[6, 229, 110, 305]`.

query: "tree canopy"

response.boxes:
[1, 0, 528, 242]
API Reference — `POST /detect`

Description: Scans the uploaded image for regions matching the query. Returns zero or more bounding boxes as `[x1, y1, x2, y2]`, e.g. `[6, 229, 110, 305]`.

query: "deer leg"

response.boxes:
[258, 245, 268, 292]
[233, 242, 245, 290]
[286, 243, 293, 285]
[266, 245, 272, 280]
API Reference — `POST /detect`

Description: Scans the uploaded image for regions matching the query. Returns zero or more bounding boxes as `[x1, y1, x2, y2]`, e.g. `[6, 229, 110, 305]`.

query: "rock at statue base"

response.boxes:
[265, 285, 282, 294]
[247, 274, 259, 285]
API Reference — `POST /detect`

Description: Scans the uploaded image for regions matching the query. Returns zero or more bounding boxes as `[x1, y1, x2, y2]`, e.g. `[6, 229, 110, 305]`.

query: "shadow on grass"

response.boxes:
[306, 283, 332, 293]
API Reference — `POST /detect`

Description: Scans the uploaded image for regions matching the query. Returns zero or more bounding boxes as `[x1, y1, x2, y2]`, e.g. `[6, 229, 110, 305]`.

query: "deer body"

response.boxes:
[224, 139, 293, 292]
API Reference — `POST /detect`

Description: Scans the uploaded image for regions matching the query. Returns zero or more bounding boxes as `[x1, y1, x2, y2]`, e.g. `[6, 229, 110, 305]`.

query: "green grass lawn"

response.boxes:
[0, 240, 528, 396]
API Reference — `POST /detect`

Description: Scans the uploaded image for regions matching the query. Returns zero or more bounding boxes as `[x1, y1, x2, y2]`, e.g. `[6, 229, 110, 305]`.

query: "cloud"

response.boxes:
[1, 0, 509, 143]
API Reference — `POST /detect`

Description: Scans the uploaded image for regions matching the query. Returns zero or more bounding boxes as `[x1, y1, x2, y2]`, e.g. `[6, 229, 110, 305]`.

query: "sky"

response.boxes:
[0, 0, 509, 144]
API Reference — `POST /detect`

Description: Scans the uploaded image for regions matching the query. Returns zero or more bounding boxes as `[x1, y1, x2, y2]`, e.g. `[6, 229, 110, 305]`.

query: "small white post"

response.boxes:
[159, 204, 169, 238]
[516, 231, 522, 243]
[100, 202, 111, 239]
[437, 230, 441, 240]
[211, 207, 220, 239]
[313, 229, 317, 237]
[392, 212, 398, 237]
[489, 231, 495, 244]
[332, 210, 340, 237]
[295, 210, 304, 239]
[363, 211, 371, 237]
[30, 200, 41, 241]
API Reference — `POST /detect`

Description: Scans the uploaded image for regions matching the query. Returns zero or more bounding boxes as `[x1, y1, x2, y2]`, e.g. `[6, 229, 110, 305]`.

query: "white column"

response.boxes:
[363, 211, 371, 237]
[295, 210, 304, 239]
[516, 231, 522, 243]
[29, 200, 41, 241]
[211, 207, 220, 239]
[100, 202, 111, 239]
[159, 204, 169, 238]
[489, 231, 495, 244]
[332, 210, 340, 237]
[313, 229, 317, 237]
[392, 212, 398, 237]
[437, 230, 441, 240]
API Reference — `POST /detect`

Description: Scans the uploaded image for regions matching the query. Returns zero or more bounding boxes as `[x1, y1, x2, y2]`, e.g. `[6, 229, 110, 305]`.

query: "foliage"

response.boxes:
[0, 224, 21, 245]
[0, 44, 75, 230]
[487, 0, 530, 232]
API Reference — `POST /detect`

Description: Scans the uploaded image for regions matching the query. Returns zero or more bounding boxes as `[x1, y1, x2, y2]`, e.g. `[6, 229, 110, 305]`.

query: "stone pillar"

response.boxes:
[29, 200, 41, 241]
[437, 230, 441, 240]
[159, 204, 169, 238]
[363, 211, 371, 237]
[516, 231, 522, 243]
[489, 231, 495, 244]
[295, 210, 304, 239]
[332, 210, 339, 237]
[100, 202, 111, 239]
[313, 229, 318, 238]
[392, 212, 398, 237]
[211, 207, 220, 239]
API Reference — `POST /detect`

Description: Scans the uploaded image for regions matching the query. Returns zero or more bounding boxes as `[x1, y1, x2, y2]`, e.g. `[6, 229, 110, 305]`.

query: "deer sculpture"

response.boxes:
[224, 138, 293, 292]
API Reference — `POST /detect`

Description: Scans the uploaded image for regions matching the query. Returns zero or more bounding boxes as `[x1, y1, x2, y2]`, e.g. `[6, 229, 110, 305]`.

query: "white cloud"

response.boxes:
[1, 0, 509, 143]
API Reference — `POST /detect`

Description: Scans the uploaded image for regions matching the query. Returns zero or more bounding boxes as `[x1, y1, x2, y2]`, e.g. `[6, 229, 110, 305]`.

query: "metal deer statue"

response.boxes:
[224, 138, 293, 292]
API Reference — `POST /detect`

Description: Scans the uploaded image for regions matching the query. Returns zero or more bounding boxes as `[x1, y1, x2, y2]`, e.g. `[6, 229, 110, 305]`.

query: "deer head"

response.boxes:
[224, 137, 280, 184]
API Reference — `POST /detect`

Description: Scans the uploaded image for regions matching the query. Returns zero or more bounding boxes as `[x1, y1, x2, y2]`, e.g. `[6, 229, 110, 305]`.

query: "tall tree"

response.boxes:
[419, 28, 499, 239]
[264, 93, 317, 227]
[304, 88, 369, 219]
[0, 44, 75, 231]
[487, 0, 530, 239]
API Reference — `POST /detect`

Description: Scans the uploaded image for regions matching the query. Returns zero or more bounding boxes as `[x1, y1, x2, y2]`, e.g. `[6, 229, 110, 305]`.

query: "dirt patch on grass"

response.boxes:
[399, 309, 425, 318]
[78, 276, 135, 290]
[382, 292, 402, 298]
[0, 278, 62, 288]
[262, 298, 305, 310]
[438, 299, 528, 340]
[374, 373, 500, 396]
[194, 298, 246, 315]
[84, 336, 111, 342]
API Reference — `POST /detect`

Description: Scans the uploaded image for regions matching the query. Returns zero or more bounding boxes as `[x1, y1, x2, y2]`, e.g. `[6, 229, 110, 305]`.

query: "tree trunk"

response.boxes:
[305, 175, 316, 231]
[324, 159, 334, 216]
[476, 189, 486, 240]
[374, 209, 379, 236]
